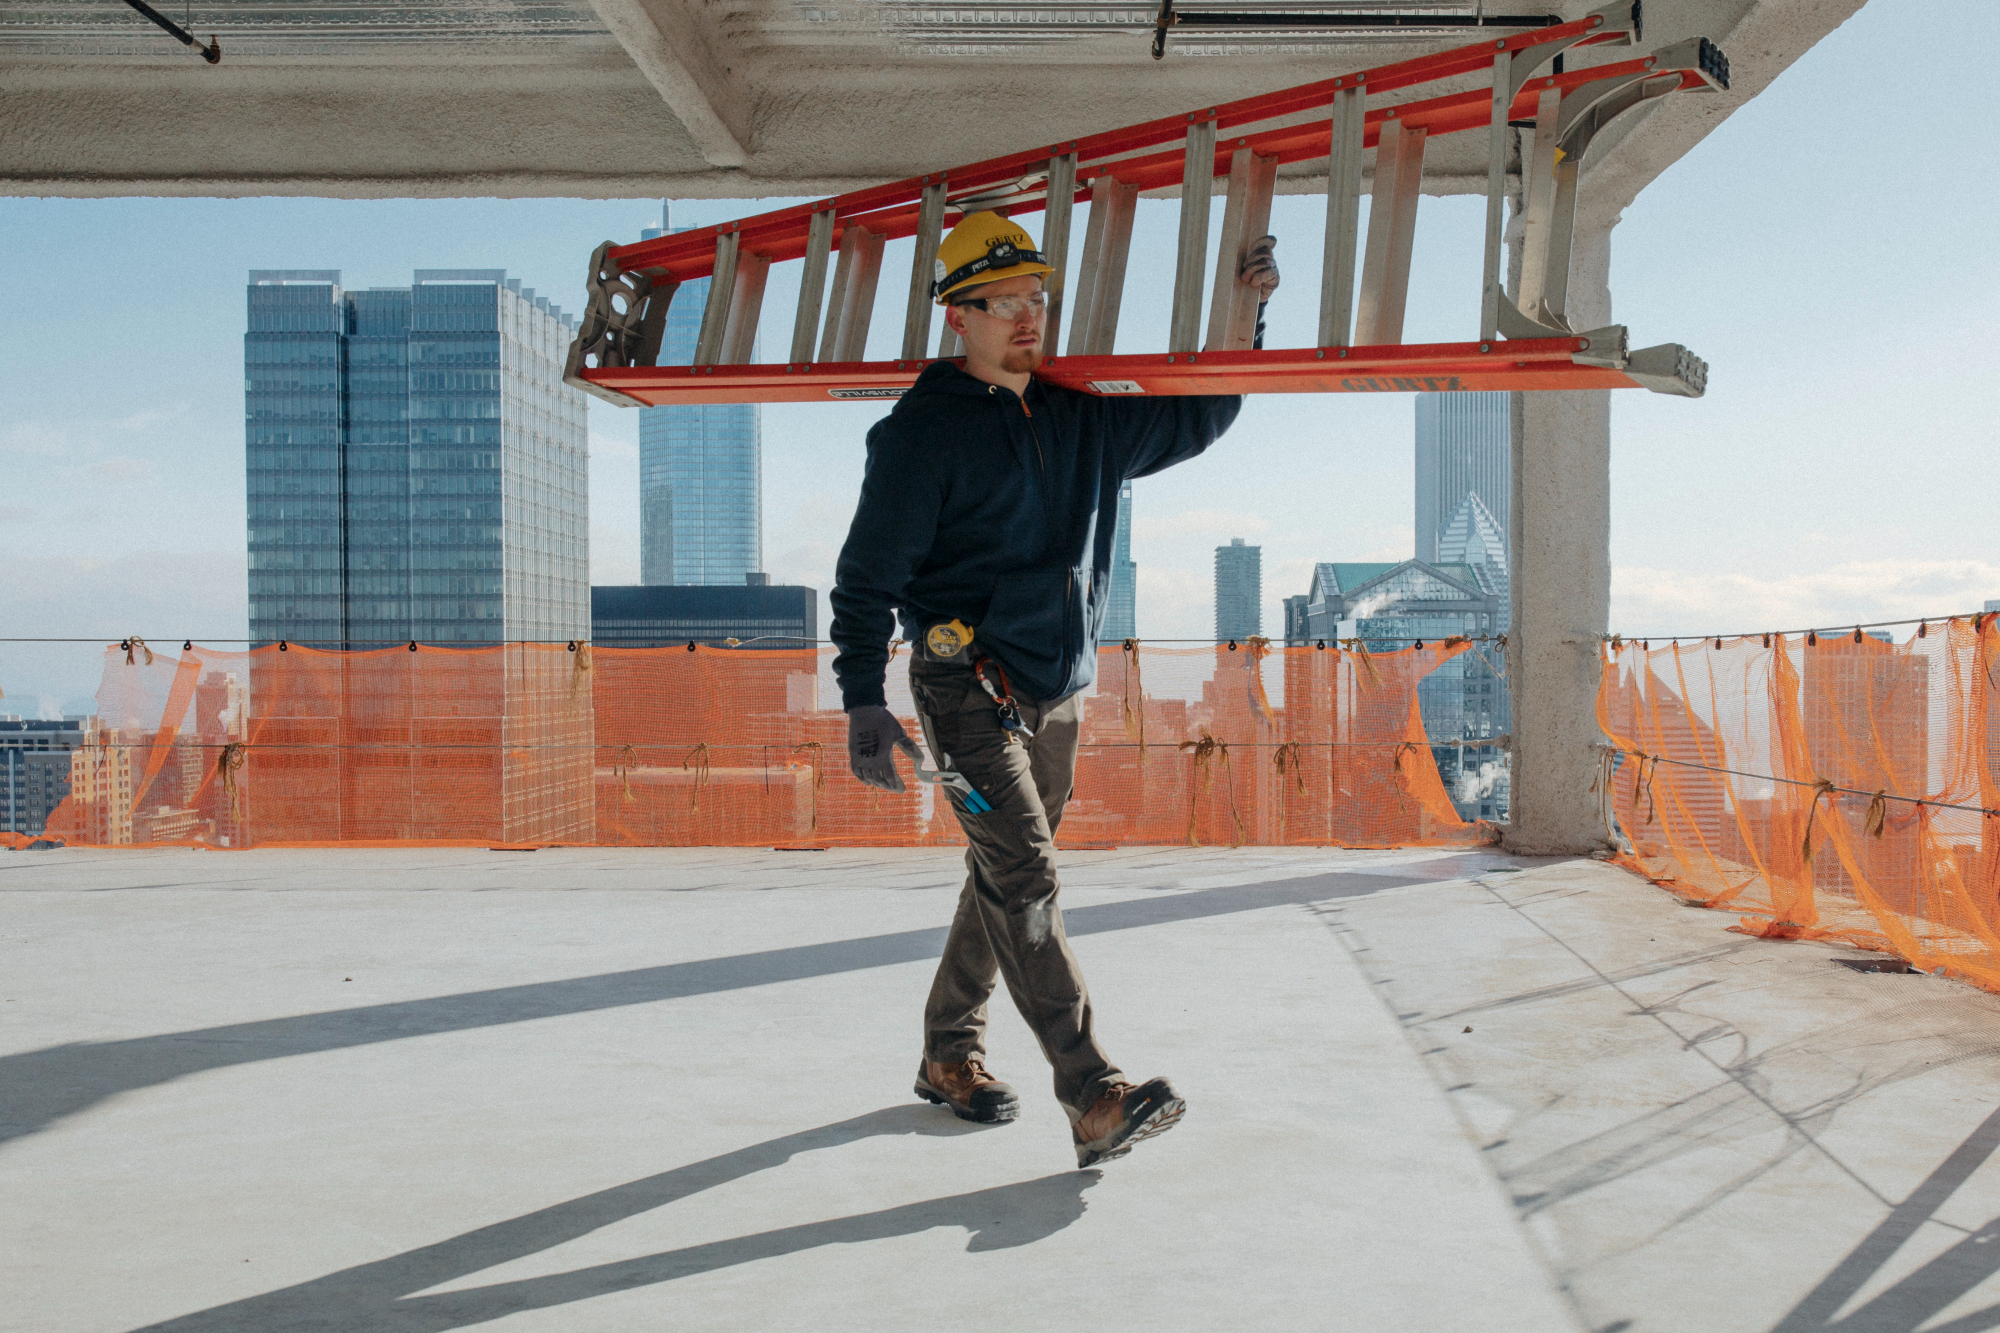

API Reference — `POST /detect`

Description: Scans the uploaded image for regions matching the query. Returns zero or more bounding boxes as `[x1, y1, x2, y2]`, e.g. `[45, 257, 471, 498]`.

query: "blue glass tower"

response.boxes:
[245, 269, 589, 647]
[1103, 480, 1137, 640]
[638, 205, 763, 586]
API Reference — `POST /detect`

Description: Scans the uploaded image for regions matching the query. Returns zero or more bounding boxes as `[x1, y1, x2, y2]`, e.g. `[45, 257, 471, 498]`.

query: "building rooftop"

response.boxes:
[8, 844, 2000, 1330]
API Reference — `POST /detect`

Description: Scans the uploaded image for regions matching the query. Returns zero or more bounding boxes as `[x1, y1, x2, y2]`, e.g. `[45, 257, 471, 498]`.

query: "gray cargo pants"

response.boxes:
[909, 655, 1123, 1119]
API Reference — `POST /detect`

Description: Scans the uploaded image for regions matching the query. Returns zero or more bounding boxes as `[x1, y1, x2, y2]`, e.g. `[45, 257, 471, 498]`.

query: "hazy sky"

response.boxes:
[1, 0, 1994, 715]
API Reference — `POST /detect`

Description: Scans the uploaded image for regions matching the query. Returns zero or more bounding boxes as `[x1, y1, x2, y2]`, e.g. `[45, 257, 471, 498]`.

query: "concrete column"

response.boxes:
[1503, 220, 1614, 856]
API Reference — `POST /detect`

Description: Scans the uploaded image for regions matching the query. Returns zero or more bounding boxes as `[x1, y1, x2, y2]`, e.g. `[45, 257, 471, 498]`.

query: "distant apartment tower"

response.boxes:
[639, 204, 764, 586]
[1414, 392, 1509, 564]
[1215, 538, 1261, 641]
[244, 269, 592, 842]
[245, 269, 589, 647]
[1103, 481, 1138, 640]
[1, 718, 81, 837]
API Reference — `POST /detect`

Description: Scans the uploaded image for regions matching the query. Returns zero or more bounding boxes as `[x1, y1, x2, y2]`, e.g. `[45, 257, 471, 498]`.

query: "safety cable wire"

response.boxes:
[1599, 744, 2000, 822]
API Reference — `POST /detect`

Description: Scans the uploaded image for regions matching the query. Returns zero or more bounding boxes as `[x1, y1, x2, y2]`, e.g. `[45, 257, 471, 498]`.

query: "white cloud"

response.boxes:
[1611, 559, 2000, 637]
[588, 524, 639, 586]
[0, 506, 31, 524]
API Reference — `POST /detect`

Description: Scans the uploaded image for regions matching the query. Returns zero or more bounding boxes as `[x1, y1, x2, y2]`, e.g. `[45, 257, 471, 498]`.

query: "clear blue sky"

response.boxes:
[1, 0, 1994, 714]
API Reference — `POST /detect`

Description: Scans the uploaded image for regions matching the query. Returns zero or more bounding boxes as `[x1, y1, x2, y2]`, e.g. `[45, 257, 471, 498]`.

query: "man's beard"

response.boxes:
[1000, 338, 1042, 374]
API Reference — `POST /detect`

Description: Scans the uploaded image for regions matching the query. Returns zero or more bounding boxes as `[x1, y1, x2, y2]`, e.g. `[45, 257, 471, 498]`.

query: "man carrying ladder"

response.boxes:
[833, 210, 1278, 1167]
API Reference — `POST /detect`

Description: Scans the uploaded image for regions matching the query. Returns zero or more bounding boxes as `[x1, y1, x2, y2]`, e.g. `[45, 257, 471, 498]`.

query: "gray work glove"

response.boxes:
[847, 704, 911, 793]
[1239, 234, 1280, 297]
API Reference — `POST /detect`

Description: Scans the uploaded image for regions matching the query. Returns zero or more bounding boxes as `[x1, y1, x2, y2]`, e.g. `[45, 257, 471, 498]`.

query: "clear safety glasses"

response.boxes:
[954, 293, 1048, 322]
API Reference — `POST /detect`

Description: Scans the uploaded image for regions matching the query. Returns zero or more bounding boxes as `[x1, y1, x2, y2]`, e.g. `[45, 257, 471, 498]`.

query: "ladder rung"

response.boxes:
[790, 208, 835, 365]
[1169, 117, 1218, 354]
[1354, 116, 1425, 347]
[1206, 146, 1277, 353]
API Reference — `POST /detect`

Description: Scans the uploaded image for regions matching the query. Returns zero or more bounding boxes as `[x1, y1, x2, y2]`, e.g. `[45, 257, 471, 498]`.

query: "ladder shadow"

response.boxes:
[124, 1104, 1094, 1332]
[1, 864, 1448, 1148]
[1769, 1104, 2000, 1332]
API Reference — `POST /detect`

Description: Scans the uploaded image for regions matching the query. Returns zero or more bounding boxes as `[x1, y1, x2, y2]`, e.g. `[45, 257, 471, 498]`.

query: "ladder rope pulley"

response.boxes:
[564, 0, 1724, 410]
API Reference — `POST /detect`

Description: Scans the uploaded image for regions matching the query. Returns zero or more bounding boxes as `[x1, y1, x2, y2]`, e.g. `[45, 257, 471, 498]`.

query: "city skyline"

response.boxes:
[1, 2, 1996, 709]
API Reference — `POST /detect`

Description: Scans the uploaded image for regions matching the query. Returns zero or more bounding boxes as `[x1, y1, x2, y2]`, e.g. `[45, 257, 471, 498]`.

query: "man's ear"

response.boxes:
[943, 303, 966, 338]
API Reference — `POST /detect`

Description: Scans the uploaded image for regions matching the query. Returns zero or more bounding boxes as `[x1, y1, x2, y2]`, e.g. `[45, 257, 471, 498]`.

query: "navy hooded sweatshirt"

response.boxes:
[831, 361, 1242, 708]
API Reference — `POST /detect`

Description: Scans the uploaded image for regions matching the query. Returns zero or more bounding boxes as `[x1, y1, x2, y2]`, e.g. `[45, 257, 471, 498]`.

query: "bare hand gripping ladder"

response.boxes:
[565, 1, 1725, 408]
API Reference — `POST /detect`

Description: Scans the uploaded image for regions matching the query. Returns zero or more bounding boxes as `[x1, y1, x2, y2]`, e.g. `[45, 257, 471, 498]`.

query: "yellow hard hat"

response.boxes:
[932, 211, 1055, 306]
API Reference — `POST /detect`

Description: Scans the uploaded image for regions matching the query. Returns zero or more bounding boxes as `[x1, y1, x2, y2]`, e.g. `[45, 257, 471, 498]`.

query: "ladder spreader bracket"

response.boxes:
[566, 6, 1724, 406]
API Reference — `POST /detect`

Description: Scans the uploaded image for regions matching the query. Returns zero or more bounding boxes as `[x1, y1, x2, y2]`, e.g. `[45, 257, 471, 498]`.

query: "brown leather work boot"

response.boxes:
[915, 1056, 1021, 1124]
[1072, 1076, 1185, 1167]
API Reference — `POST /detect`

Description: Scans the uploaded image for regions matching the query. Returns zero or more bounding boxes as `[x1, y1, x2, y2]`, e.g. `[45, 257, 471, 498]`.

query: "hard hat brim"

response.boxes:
[935, 262, 1056, 306]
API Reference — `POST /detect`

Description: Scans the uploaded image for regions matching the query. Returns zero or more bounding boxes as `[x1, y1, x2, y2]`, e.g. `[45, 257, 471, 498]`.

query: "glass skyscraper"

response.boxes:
[246, 268, 589, 646]
[243, 269, 593, 843]
[638, 205, 763, 586]
[1414, 391, 1509, 565]
[1103, 480, 1137, 641]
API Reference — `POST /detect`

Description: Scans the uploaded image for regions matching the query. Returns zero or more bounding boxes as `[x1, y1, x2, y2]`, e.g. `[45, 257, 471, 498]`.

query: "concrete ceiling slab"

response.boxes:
[0, 0, 1864, 200]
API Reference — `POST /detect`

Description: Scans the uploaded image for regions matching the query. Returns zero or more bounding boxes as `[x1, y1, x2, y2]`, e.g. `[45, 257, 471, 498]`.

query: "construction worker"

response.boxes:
[832, 210, 1278, 1167]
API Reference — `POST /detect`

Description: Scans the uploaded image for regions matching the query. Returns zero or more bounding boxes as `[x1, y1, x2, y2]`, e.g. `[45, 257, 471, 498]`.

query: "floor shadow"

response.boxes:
[125, 1105, 1093, 1332]
[1769, 1105, 2000, 1332]
[3, 865, 1438, 1147]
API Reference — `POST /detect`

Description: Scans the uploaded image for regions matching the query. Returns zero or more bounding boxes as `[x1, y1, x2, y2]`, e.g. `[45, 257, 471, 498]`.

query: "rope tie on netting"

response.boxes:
[886, 639, 905, 661]
[1801, 777, 1839, 864]
[123, 637, 154, 667]
[1272, 741, 1307, 796]
[1865, 789, 1888, 840]
[1244, 635, 1274, 723]
[613, 744, 638, 804]
[568, 642, 593, 703]
[683, 743, 710, 814]
[215, 742, 247, 818]
[1341, 637, 1380, 688]
[1591, 743, 1620, 843]
[1389, 739, 1423, 810]
[793, 740, 825, 834]
[1121, 639, 1146, 756]
[1177, 729, 1245, 847]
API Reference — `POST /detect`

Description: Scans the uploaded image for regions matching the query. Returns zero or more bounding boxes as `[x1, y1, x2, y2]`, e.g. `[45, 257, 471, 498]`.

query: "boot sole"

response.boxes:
[1076, 1095, 1186, 1167]
[915, 1079, 1021, 1124]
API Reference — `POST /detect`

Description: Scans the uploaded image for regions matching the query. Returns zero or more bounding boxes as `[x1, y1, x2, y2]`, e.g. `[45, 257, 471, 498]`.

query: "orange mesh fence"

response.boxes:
[35, 637, 1491, 851]
[1598, 616, 2000, 988]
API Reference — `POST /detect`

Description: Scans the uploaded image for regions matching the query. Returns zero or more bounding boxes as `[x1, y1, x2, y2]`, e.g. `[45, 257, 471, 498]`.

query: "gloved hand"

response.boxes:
[846, 704, 911, 793]
[1239, 235, 1280, 297]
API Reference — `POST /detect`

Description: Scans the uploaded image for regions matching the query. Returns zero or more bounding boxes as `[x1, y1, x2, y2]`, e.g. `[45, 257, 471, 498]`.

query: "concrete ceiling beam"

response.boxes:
[587, 0, 750, 168]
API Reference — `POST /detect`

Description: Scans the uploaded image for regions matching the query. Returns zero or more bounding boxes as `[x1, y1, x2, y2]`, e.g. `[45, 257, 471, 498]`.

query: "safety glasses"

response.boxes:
[953, 293, 1048, 322]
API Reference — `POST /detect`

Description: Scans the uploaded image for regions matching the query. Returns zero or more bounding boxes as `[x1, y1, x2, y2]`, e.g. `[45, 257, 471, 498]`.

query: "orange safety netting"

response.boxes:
[34, 637, 1492, 851]
[1598, 616, 2000, 988]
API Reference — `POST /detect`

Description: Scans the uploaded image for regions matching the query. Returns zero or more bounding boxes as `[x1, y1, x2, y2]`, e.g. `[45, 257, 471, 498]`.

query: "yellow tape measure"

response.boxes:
[925, 619, 975, 660]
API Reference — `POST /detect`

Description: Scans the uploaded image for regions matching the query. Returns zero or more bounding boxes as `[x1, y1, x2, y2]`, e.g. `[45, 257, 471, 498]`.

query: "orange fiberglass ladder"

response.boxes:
[564, 0, 1726, 408]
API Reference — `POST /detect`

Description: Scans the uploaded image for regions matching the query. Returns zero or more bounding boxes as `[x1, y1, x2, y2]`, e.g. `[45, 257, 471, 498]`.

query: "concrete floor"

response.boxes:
[6, 847, 2000, 1332]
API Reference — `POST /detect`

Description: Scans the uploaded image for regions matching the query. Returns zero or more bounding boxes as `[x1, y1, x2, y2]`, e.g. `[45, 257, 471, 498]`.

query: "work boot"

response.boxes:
[1072, 1076, 1185, 1167]
[915, 1056, 1021, 1124]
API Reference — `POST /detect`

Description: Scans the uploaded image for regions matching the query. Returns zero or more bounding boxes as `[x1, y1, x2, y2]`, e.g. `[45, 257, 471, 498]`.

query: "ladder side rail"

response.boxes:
[1087, 179, 1139, 356]
[817, 226, 861, 363]
[1207, 148, 1276, 352]
[1319, 83, 1365, 348]
[720, 251, 771, 365]
[830, 227, 887, 363]
[693, 231, 741, 367]
[1040, 152, 1079, 359]
[901, 180, 950, 361]
[791, 208, 835, 364]
[596, 7, 1638, 282]
[1169, 117, 1219, 354]
[1354, 117, 1426, 347]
